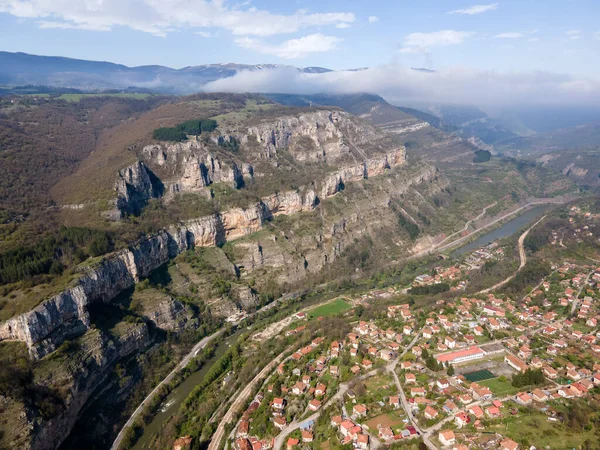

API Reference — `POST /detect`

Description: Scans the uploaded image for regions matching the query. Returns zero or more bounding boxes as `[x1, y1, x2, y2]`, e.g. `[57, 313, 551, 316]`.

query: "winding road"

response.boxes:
[270, 332, 423, 450]
[570, 269, 595, 316]
[436, 201, 497, 247]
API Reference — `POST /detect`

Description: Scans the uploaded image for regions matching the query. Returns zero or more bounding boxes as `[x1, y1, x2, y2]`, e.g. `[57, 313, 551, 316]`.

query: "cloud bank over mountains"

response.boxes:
[202, 63, 600, 107]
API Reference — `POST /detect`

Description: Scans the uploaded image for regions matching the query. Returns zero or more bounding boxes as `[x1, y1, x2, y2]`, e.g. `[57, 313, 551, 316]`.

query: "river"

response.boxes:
[132, 326, 247, 450]
[451, 204, 553, 257]
[131, 292, 336, 448]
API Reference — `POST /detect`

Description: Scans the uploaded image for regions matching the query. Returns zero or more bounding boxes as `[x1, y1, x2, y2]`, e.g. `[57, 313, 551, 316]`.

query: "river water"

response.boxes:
[451, 204, 553, 257]
[131, 293, 333, 449]
[132, 327, 246, 450]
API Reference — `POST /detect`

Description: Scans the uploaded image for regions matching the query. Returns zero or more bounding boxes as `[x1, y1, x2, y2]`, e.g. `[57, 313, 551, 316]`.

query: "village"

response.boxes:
[224, 204, 600, 450]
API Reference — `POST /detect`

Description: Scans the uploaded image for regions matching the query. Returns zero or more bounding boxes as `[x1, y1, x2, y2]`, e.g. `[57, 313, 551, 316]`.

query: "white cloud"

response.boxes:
[335, 23, 350, 29]
[400, 30, 474, 54]
[234, 33, 342, 59]
[38, 20, 111, 31]
[200, 63, 600, 106]
[528, 37, 540, 42]
[494, 32, 524, 39]
[495, 29, 538, 39]
[194, 31, 213, 38]
[368, 16, 379, 23]
[448, 3, 498, 15]
[0, 0, 355, 37]
[566, 30, 581, 40]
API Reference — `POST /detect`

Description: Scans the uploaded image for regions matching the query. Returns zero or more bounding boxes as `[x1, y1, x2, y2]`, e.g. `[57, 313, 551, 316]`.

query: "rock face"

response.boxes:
[262, 190, 317, 216]
[244, 110, 386, 162]
[1, 145, 408, 359]
[115, 161, 163, 216]
[230, 285, 259, 310]
[31, 324, 151, 450]
[141, 140, 253, 196]
[140, 297, 198, 331]
[562, 163, 588, 177]
[321, 148, 406, 196]
[114, 110, 402, 216]
[0, 232, 172, 359]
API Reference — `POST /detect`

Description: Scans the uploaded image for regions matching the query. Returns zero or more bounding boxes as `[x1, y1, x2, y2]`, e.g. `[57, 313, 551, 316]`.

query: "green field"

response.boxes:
[24, 92, 153, 101]
[479, 377, 522, 396]
[488, 413, 597, 448]
[464, 369, 496, 382]
[58, 93, 153, 101]
[308, 298, 352, 317]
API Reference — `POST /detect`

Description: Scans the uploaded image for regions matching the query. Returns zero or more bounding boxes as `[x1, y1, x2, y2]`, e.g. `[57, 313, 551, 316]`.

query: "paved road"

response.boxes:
[436, 201, 497, 247]
[113, 198, 566, 450]
[388, 333, 434, 448]
[110, 330, 226, 450]
[570, 270, 595, 316]
[477, 215, 547, 294]
[272, 366, 379, 450]
[110, 288, 307, 450]
[432, 199, 562, 256]
[270, 333, 425, 450]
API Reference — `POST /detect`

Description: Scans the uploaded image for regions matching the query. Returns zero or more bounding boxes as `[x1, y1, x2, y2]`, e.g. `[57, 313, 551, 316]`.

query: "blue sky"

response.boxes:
[1, 0, 599, 76]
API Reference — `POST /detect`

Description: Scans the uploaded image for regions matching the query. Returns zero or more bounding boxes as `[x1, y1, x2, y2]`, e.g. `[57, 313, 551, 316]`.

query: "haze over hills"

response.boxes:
[0, 51, 331, 92]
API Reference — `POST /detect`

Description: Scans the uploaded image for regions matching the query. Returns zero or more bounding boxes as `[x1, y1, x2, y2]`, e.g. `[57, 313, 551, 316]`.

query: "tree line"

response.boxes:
[152, 119, 218, 142]
[512, 368, 545, 388]
[0, 226, 113, 284]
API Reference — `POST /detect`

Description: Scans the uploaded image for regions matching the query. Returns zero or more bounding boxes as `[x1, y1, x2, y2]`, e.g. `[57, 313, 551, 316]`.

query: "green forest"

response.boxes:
[152, 118, 218, 142]
[0, 227, 113, 284]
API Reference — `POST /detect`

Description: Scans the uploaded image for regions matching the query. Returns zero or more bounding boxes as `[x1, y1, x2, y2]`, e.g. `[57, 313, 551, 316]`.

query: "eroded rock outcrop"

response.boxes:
[321, 147, 406, 196]
[142, 140, 253, 195]
[139, 297, 198, 331]
[244, 110, 387, 163]
[0, 232, 172, 359]
[115, 161, 163, 216]
[2, 123, 408, 359]
[262, 190, 317, 216]
[1, 159, 409, 358]
[35, 324, 150, 450]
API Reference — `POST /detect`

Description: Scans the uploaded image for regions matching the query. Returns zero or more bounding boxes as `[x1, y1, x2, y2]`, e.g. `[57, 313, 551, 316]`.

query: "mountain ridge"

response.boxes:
[0, 51, 331, 92]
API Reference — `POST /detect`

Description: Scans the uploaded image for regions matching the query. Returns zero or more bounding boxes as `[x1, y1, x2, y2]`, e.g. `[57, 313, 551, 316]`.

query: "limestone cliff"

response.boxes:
[139, 297, 198, 331]
[142, 140, 253, 196]
[0, 232, 172, 359]
[321, 147, 406, 196]
[2, 144, 409, 359]
[5, 323, 152, 450]
[115, 161, 163, 216]
[244, 110, 392, 163]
